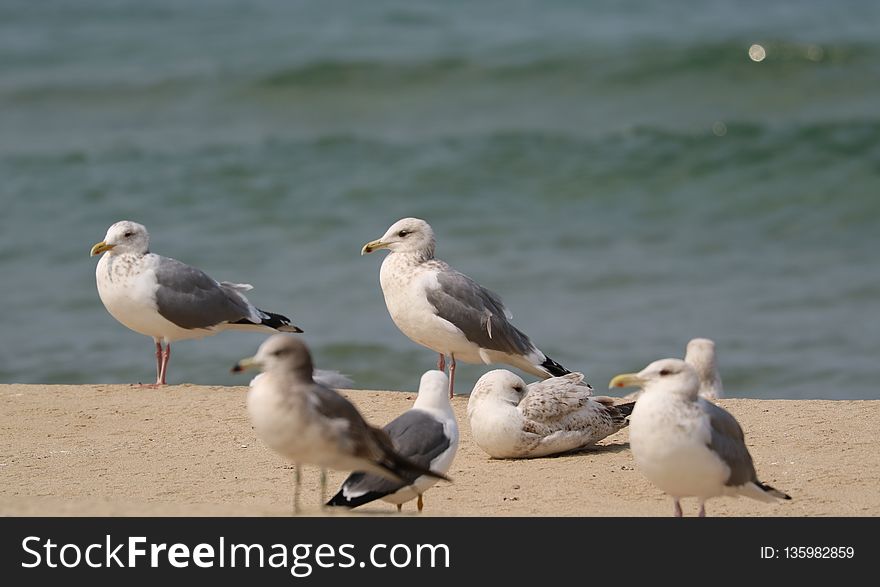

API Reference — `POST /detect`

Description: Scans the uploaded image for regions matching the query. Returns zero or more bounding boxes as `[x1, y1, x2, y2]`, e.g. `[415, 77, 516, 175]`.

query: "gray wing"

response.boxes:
[310, 382, 393, 457]
[336, 410, 451, 498]
[383, 410, 451, 470]
[310, 385, 447, 483]
[425, 269, 534, 355]
[153, 257, 254, 329]
[310, 384, 372, 437]
[703, 400, 759, 487]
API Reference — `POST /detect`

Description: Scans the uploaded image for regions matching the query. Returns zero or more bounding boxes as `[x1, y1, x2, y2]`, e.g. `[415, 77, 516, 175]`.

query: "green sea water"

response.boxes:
[1, 0, 878, 398]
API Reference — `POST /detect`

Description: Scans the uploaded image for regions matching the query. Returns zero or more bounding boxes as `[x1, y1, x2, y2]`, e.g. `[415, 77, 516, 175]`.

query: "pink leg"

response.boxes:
[448, 354, 456, 399]
[437, 354, 446, 372]
[154, 341, 163, 383]
[158, 343, 171, 385]
[698, 502, 706, 517]
[673, 499, 683, 517]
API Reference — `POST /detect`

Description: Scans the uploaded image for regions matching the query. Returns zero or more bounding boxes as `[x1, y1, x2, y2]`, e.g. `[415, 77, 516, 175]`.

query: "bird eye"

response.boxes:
[397, 230, 409, 237]
[659, 369, 672, 376]
[123, 231, 133, 238]
[513, 385, 524, 393]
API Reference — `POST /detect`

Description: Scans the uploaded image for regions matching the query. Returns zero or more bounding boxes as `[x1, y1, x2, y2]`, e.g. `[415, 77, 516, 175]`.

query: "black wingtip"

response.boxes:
[541, 356, 571, 377]
[759, 481, 792, 500]
[257, 310, 303, 332]
[614, 401, 636, 417]
[326, 491, 353, 508]
[326, 479, 396, 510]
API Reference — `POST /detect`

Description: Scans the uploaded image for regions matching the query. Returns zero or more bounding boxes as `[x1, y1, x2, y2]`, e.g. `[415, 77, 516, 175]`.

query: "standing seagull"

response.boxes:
[327, 370, 459, 512]
[233, 335, 448, 513]
[361, 217, 570, 398]
[610, 358, 791, 517]
[90, 220, 302, 386]
[91, 220, 302, 386]
[467, 369, 632, 459]
[622, 337, 723, 402]
[685, 338, 723, 400]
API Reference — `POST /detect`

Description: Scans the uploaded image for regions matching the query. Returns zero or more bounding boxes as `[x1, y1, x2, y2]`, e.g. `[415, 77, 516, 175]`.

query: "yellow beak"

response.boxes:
[90, 241, 115, 257]
[361, 239, 389, 255]
[609, 373, 645, 390]
[231, 356, 261, 374]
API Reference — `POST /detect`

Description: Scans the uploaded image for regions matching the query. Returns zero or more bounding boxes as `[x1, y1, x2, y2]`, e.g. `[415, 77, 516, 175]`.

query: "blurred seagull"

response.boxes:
[610, 358, 791, 517]
[467, 369, 632, 459]
[90, 220, 301, 386]
[327, 370, 458, 513]
[685, 338, 723, 400]
[361, 217, 570, 398]
[233, 335, 449, 513]
[623, 337, 723, 402]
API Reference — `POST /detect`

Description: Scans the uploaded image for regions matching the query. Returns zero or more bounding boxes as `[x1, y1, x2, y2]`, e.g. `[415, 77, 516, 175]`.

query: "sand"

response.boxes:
[1, 384, 877, 517]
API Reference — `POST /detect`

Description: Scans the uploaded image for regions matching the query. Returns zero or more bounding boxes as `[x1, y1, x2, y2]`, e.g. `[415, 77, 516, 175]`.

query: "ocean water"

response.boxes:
[1, 0, 878, 399]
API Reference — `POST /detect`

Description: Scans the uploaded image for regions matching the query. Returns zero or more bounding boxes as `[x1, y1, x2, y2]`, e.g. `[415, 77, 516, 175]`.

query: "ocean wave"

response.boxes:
[5, 118, 879, 172]
[259, 57, 472, 88]
[252, 40, 877, 91]
[3, 38, 874, 100]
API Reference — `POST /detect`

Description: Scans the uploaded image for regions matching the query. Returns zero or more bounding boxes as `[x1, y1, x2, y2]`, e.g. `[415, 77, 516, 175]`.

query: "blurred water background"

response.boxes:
[1, 0, 878, 399]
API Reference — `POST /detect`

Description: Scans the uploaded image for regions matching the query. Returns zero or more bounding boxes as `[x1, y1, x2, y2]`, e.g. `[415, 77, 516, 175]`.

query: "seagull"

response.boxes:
[610, 358, 791, 517]
[326, 370, 459, 513]
[685, 338, 723, 400]
[467, 369, 633, 459]
[90, 220, 302, 386]
[622, 337, 723, 402]
[361, 217, 570, 398]
[233, 334, 449, 514]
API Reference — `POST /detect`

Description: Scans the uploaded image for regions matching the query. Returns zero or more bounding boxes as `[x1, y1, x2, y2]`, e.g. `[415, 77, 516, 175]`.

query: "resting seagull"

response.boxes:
[467, 369, 633, 459]
[90, 220, 301, 385]
[233, 335, 449, 513]
[361, 217, 570, 398]
[610, 358, 791, 517]
[327, 370, 459, 512]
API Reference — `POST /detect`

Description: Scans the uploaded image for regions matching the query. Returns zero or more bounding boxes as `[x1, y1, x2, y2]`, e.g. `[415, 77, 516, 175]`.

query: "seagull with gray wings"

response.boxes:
[610, 358, 791, 517]
[361, 217, 571, 398]
[90, 220, 302, 386]
[327, 369, 458, 512]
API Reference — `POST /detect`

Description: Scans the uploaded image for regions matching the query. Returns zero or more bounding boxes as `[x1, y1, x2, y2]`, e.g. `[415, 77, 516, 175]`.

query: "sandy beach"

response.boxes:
[1, 384, 877, 517]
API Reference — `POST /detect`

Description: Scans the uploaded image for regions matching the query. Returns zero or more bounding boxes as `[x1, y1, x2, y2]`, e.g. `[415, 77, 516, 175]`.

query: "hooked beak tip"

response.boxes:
[90, 241, 114, 257]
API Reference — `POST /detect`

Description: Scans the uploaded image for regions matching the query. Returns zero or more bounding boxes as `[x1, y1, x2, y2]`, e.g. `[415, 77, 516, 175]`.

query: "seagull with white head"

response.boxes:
[467, 369, 632, 459]
[610, 358, 790, 517]
[622, 337, 724, 402]
[327, 370, 458, 512]
[90, 220, 302, 386]
[685, 337, 723, 400]
[361, 217, 571, 398]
